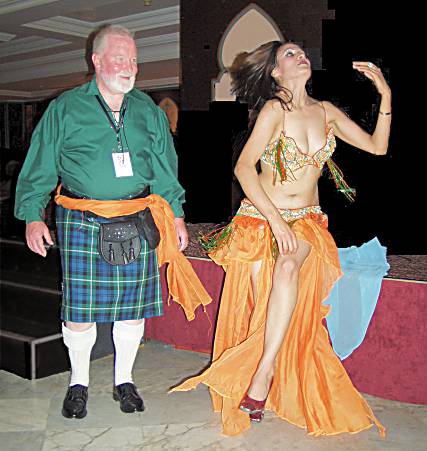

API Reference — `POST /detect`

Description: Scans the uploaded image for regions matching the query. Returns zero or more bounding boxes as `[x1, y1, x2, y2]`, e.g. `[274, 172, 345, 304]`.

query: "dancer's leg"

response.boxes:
[248, 239, 311, 400]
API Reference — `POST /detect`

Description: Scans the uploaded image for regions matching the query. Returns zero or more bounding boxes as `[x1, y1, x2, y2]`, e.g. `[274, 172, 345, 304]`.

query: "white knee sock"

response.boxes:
[113, 320, 145, 386]
[62, 323, 97, 387]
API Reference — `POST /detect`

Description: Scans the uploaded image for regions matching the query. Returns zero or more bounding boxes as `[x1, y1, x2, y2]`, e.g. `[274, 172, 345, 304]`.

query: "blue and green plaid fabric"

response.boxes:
[56, 206, 163, 323]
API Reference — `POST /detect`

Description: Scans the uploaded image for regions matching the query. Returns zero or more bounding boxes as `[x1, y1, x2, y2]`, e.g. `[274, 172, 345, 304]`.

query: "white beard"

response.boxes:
[100, 71, 135, 94]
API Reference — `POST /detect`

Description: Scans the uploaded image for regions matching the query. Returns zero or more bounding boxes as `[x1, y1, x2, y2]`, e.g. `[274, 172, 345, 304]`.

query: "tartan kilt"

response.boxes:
[56, 205, 163, 323]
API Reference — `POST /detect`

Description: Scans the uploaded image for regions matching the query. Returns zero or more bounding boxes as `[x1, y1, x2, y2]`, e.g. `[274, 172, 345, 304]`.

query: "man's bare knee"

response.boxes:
[122, 319, 144, 326]
[65, 321, 95, 331]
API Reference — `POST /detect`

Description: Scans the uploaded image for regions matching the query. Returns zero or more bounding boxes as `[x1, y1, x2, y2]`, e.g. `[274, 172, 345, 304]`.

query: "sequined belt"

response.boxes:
[235, 198, 324, 222]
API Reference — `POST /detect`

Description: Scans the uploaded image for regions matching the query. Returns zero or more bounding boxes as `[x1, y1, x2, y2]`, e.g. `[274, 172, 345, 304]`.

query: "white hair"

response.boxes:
[92, 24, 134, 55]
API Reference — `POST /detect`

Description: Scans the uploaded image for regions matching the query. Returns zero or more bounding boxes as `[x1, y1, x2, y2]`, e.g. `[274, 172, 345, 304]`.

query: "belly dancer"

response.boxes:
[172, 40, 391, 437]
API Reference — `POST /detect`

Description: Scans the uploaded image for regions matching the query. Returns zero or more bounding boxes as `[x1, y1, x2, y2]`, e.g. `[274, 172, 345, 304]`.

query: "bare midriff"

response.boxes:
[258, 162, 321, 210]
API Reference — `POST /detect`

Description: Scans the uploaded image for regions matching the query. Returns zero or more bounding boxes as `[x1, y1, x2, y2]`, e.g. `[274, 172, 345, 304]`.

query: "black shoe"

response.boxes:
[62, 384, 88, 419]
[113, 383, 145, 413]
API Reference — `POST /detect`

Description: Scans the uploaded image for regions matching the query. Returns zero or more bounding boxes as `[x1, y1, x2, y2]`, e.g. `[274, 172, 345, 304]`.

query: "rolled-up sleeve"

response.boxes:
[150, 107, 185, 217]
[15, 100, 62, 223]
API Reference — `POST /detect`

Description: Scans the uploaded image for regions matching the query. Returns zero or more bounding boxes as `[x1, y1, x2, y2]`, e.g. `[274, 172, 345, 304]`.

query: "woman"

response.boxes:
[173, 40, 391, 437]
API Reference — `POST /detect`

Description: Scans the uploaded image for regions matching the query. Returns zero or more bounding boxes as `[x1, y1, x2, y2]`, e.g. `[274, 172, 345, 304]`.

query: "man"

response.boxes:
[15, 24, 205, 419]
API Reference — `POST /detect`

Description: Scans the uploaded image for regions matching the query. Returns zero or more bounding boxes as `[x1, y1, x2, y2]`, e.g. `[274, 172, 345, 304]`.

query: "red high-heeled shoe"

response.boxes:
[249, 410, 264, 422]
[239, 394, 267, 414]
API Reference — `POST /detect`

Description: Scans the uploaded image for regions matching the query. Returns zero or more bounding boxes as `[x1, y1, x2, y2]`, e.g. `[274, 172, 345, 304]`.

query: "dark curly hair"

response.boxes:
[229, 40, 294, 114]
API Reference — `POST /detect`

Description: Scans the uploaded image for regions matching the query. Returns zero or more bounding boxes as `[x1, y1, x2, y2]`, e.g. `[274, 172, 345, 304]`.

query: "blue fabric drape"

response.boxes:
[324, 237, 389, 360]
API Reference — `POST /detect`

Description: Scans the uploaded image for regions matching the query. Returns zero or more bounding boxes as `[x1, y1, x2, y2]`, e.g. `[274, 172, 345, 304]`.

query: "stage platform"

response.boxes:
[1, 227, 426, 406]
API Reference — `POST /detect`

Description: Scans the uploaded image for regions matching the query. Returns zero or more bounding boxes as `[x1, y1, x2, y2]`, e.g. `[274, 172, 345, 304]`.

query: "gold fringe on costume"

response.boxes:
[172, 200, 385, 437]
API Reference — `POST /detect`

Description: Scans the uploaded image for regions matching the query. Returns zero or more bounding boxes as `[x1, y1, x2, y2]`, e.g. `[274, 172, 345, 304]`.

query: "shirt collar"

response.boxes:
[84, 76, 100, 95]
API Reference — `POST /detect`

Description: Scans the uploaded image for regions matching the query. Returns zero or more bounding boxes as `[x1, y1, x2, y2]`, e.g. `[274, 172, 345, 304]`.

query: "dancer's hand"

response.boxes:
[26, 221, 54, 257]
[352, 61, 391, 97]
[269, 216, 298, 255]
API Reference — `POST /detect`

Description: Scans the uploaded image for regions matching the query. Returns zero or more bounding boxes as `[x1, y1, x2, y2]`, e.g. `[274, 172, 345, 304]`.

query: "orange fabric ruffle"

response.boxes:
[172, 213, 385, 437]
[55, 185, 211, 321]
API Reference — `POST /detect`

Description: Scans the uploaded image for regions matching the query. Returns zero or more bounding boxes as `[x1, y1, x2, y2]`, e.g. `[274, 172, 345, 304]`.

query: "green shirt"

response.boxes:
[15, 77, 185, 223]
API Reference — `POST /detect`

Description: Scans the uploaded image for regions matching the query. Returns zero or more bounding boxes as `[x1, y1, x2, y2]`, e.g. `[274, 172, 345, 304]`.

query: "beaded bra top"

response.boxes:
[260, 125, 336, 183]
[259, 103, 355, 202]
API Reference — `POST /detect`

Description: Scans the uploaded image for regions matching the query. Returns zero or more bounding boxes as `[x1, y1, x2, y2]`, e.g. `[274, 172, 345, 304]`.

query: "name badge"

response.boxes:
[112, 152, 133, 177]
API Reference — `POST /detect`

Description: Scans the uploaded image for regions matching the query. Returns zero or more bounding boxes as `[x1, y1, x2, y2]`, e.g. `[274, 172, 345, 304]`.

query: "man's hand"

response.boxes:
[25, 221, 54, 257]
[174, 217, 188, 252]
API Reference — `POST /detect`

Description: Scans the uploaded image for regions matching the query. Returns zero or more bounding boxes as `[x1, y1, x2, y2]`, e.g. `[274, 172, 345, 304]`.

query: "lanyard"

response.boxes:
[95, 95, 128, 152]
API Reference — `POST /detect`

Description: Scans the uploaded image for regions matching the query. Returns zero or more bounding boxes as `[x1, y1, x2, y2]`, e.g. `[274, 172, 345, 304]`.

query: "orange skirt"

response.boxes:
[172, 199, 385, 437]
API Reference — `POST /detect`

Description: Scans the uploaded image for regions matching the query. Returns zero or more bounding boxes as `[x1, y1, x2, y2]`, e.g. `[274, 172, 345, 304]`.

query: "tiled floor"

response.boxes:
[0, 341, 426, 450]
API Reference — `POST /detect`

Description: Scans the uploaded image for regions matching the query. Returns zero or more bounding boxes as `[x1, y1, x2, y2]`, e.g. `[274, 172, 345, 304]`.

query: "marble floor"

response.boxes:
[0, 341, 426, 451]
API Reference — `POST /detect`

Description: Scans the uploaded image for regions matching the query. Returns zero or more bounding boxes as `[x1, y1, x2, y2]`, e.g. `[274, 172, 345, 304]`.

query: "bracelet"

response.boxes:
[379, 111, 392, 116]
